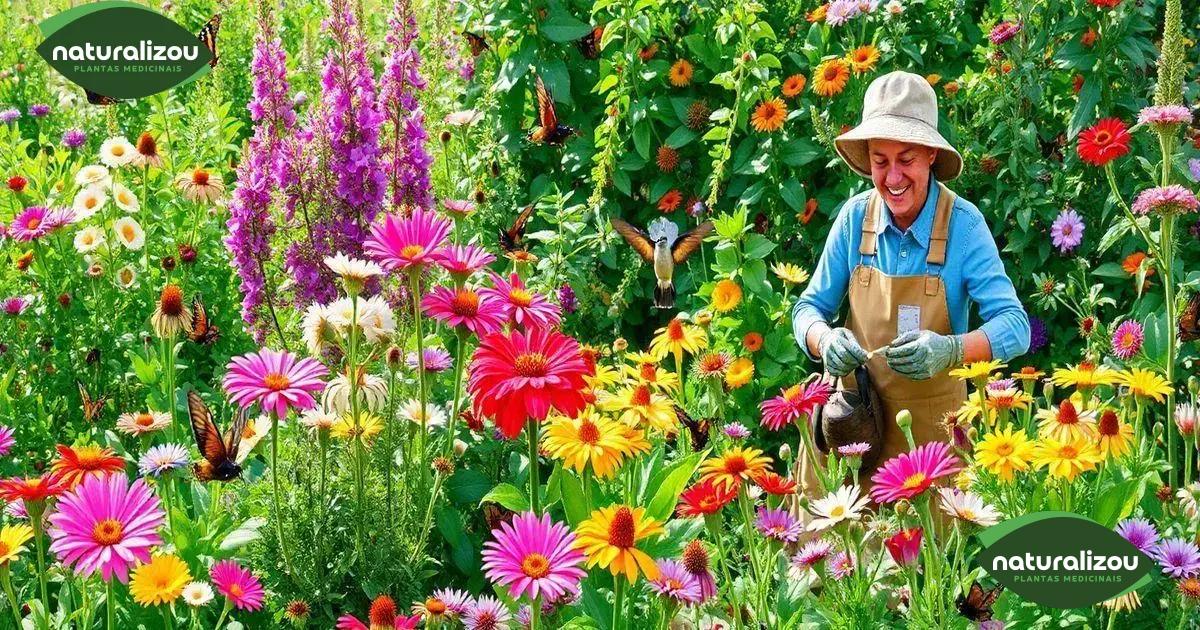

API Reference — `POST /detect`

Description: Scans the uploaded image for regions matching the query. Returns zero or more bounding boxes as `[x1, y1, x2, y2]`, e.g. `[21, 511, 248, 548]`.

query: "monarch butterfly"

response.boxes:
[955, 581, 1002, 622]
[463, 30, 488, 57]
[1181, 293, 1200, 343]
[198, 14, 221, 68]
[482, 502, 516, 531]
[527, 75, 575, 146]
[498, 204, 535, 255]
[674, 406, 710, 451]
[188, 296, 220, 345]
[187, 391, 248, 482]
[78, 382, 108, 423]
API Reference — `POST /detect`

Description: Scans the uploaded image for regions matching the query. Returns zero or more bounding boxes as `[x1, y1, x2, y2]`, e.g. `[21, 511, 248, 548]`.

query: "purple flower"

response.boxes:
[1115, 517, 1159, 554]
[1137, 105, 1192, 128]
[380, 0, 432, 210]
[1028, 315, 1048, 353]
[825, 0, 860, 25]
[829, 551, 855, 580]
[0, 108, 18, 124]
[792, 539, 835, 568]
[407, 347, 452, 373]
[648, 559, 702, 604]
[28, 104, 50, 118]
[1189, 158, 1200, 183]
[989, 21, 1022, 45]
[837, 442, 872, 457]
[755, 507, 803, 543]
[723, 422, 750, 440]
[61, 128, 87, 149]
[1111, 319, 1143, 360]
[558, 284, 577, 314]
[978, 621, 1007, 630]
[1050, 208, 1084, 253]
[688, 200, 708, 218]
[986, 378, 1016, 392]
[1132, 185, 1199, 216]
[2, 296, 29, 317]
[0, 425, 14, 457]
[1152, 538, 1200, 578]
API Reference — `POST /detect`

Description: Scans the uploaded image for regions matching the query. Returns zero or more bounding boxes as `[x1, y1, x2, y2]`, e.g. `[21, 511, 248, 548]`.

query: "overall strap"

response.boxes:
[857, 192, 883, 287]
[925, 182, 956, 295]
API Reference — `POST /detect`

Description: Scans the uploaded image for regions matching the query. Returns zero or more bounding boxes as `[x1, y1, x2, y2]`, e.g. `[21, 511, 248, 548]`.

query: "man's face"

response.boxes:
[867, 139, 937, 221]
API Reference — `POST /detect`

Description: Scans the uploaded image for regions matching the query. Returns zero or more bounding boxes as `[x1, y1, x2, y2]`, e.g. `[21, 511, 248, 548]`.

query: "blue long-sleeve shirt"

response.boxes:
[792, 177, 1031, 362]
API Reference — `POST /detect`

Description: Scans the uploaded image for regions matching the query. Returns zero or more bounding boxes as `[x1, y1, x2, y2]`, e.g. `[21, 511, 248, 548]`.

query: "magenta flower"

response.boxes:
[869, 442, 962, 503]
[364, 209, 452, 272]
[1132, 185, 1199, 216]
[723, 422, 750, 440]
[431, 587, 473, 615]
[210, 559, 265, 611]
[464, 595, 511, 630]
[989, 20, 1022, 45]
[1111, 319, 1144, 360]
[407, 348, 452, 373]
[47, 474, 165, 583]
[1116, 517, 1159, 554]
[1152, 538, 1200, 578]
[792, 539, 835, 569]
[481, 272, 562, 329]
[1050, 208, 1084, 253]
[442, 199, 476, 218]
[481, 511, 586, 602]
[421, 286, 507, 336]
[438, 244, 496, 281]
[9, 206, 74, 242]
[0, 426, 14, 457]
[884, 527, 923, 566]
[829, 551, 855, 580]
[2, 297, 28, 317]
[648, 559, 702, 604]
[222, 348, 328, 418]
[755, 507, 803, 543]
[759, 380, 833, 431]
[1137, 105, 1192, 128]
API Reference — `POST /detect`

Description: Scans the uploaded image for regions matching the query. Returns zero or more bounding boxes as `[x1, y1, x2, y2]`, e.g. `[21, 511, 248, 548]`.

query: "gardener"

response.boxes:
[792, 71, 1031, 494]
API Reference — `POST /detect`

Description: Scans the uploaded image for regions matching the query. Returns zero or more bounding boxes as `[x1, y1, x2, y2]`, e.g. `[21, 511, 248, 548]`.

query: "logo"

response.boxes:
[36, 1, 214, 100]
[976, 511, 1155, 608]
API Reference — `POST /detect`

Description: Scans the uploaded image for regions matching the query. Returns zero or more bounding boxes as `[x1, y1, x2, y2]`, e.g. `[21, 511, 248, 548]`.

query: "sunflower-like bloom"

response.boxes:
[649, 318, 707, 363]
[1032, 437, 1102, 481]
[542, 409, 650, 478]
[1117, 368, 1172, 403]
[698, 447, 772, 491]
[597, 384, 678, 434]
[973, 425, 1035, 482]
[574, 505, 664, 583]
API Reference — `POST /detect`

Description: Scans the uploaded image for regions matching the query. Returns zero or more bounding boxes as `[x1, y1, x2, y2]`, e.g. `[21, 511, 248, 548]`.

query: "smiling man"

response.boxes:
[793, 71, 1030, 491]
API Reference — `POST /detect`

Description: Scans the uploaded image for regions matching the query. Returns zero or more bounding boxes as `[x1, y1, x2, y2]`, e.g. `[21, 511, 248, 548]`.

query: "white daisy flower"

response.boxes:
[72, 186, 107, 219]
[74, 164, 110, 188]
[181, 581, 214, 607]
[806, 484, 870, 532]
[99, 136, 137, 168]
[299, 408, 338, 432]
[321, 372, 389, 415]
[73, 226, 106, 253]
[115, 410, 171, 436]
[110, 182, 139, 213]
[115, 265, 137, 289]
[324, 253, 382, 283]
[937, 488, 1002, 527]
[236, 415, 274, 464]
[356, 296, 397, 344]
[400, 399, 448, 430]
[445, 109, 484, 127]
[301, 302, 337, 356]
[112, 216, 145, 250]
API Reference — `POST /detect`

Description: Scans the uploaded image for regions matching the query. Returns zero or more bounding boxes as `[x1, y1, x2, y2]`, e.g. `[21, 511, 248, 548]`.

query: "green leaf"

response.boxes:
[555, 468, 589, 526]
[219, 517, 266, 551]
[435, 507, 479, 574]
[780, 180, 806, 213]
[479, 483, 531, 512]
[541, 58, 572, 105]
[633, 119, 651, 160]
[1092, 262, 1129, 280]
[712, 245, 740, 275]
[542, 11, 593, 43]
[779, 139, 823, 167]
[1097, 219, 1134, 254]
[445, 469, 493, 505]
[1067, 78, 1101, 138]
[742, 259, 771, 298]
[664, 125, 699, 148]
[644, 452, 705, 522]
[744, 234, 777, 260]
[494, 40, 536, 93]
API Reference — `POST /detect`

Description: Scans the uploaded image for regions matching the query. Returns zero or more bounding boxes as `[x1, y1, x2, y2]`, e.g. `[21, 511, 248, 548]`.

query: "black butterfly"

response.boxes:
[463, 31, 489, 57]
[84, 89, 122, 106]
[674, 406, 710, 451]
[576, 25, 603, 59]
[198, 14, 221, 68]
[482, 503, 516, 531]
[187, 391, 248, 482]
[188, 296, 220, 345]
[498, 204, 535, 254]
[78, 381, 108, 423]
[753, 211, 770, 235]
[527, 75, 575, 146]
[955, 581, 1002, 622]
[1181, 293, 1200, 342]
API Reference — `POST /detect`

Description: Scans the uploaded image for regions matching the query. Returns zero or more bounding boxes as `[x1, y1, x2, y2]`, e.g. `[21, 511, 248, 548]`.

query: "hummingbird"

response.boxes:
[610, 216, 713, 309]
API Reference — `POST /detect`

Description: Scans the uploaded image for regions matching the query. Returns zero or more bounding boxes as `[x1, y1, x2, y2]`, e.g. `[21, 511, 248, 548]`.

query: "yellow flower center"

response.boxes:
[400, 244, 425, 259]
[263, 373, 291, 391]
[508, 288, 533, 307]
[995, 443, 1014, 456]
[92, 518, 124, 545]
[1059, 445, 1079, 459]
[829, 505, 845, 518]
[901, 473, 928, 490]
[450, 290, 480, 316]
[521, 553, 551, 579]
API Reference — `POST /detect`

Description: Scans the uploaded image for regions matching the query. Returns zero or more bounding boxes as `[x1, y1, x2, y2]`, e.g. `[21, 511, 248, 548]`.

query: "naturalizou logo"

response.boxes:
[35, 1, 215, 101]
[976, 511, 1155, 608]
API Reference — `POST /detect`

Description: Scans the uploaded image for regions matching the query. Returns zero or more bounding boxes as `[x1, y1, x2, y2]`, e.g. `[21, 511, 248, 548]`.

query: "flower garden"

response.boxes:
[0, 0, 1199, 628]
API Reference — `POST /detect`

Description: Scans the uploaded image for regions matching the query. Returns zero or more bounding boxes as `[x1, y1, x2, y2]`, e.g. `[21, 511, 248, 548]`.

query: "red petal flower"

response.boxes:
[1076, 117, 1130, 167]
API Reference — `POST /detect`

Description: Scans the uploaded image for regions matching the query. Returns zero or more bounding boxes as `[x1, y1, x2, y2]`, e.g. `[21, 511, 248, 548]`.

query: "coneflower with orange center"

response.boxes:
[750, 98, 787, 133]
[574, 505, 664, 582]
[132, 132, 162, 168]
[656, 145, 679, 173]
[151, 284, 192, 339]
[174, 167, 225, 204]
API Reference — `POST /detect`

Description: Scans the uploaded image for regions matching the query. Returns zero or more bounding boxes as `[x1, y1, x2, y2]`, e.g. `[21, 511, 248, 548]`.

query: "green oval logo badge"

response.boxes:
[976, 511, 1156, 608]
[36, 1, 214, 100]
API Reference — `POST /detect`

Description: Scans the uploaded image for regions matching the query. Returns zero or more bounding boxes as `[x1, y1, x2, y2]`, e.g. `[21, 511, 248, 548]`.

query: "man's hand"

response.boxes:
[885, 330, 963, 380]
[818, 328, 869, 377]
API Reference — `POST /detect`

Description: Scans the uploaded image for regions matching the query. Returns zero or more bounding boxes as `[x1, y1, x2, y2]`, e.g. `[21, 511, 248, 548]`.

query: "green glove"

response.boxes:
[818, 327, 869, 377]
[885, 330, 964, 380]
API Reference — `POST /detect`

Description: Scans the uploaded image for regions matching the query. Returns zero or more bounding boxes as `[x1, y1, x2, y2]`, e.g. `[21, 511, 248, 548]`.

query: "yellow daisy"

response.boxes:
[986, 386, 1034, 414]
[1095, 408, 1134, 460]
[597, 384, 678, 433]
[129, 554, 191, 607]
[974, 425, 1035, 482]
[698, 446, 772, 491]
[1032, 437, 1102, 481]
[621, 352, 680, 393]
[1035, 399, 1097, 443]
[710, 279, 743, 312]
[542, 408, 650, 479]
[1118, 368, 1172, 403]
[770, 262, 810, 286]
[949, 360, 1006, 381]
[649, 318, 708, 362]
[725, 357, 754, 389]
[0, 524, 34, 565]
[1050, 361, 1120, 390]
[586, 363, 623, 390]
[574, 505, 665, 583]
[330, 412, 384, 445]
[845, 44, 880, 74]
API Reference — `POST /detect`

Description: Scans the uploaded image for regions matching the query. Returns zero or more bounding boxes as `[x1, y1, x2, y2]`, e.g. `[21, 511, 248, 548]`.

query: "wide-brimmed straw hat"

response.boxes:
[834, 71, 963, 181]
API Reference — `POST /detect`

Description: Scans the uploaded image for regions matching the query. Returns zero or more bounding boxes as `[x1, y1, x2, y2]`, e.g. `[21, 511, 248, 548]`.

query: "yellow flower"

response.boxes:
[0, 524, 34, 565]
[925, 73, 942, 86]
[621, 352, 680, 393]
[1035, 399, 1097, 443]
[974, 425, 1035, 482]
[1032, 437, 1102, 481]
[668, 60, 693, 87]
[649, 318, 707, 362]
[955, 468, 976, 491]
[542, 408, 650, 479]
[598, 384, 678, 433]
[1050, 362, 1119, 390]
[1118, 368, 1172, 403]
[725, 357, 754, 389]
[812, 58, 851, 97]
[1095, 408, 1134, 460]
[710, 279, 743, 312]
[986, 386, 1034, 414]
[130, 554, 191, 607]
[1011, 366, 1045, 382]
[586, 363, 623, 390]
[574, 505, 664, 583]
[699, 446, 772, 491]
[954, 396, 987, 425]
[845, 45, 880, 74]
[770, 262, 810, 286]
[330, 412, 384, 445]
[949, 360, 1006, 381]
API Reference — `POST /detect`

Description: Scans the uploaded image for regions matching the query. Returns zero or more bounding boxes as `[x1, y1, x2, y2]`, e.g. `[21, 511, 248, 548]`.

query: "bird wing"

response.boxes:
[610, 218, 655, 263]
[671, 221, 714, 264]
[535, 75, 558, 131]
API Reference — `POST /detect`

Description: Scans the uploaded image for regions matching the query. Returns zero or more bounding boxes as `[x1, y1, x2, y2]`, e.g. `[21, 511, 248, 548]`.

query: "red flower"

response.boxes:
[50, 444, 126, 489]
[0, 475, 68, 503]
[1081, 27, 1097, 47]
[752, 471, 798, 496]
[885, 527, 923, 566]
[1088, 0, 1120, 7]
[1076, 118, 1130, 167]
[658, 189, 683, 213]
[1072, 74, 1084, 94]
[676, 479, 738, 517]
[468, 327, 592, 438]
[6, 176, 26, 193]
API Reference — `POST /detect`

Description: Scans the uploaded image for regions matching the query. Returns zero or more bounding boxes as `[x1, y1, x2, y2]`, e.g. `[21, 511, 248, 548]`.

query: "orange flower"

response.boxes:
[699, 447, 772, 491]
[1081, 27, 1097, 48]
[1122, 252, 1155, 277]
[801, 198, 819, 224]
[742, 332, 763, 352]
[812, 59, 850, 97]
[944, 81, 960, 96]
[657, 189, 683, 213]
[750, 98, 787, 132]
[51, 444, 126, 489]
[806, 4, 828, 22]
[925, 73, 942, 86]
[1000, 60, 1013, 74]
[656, 146, 679, 173]
[668, 60, 693, 87]
[781, 74, 807, 98]
[639, 43, 659, 62]
[846, 45, 880, 74]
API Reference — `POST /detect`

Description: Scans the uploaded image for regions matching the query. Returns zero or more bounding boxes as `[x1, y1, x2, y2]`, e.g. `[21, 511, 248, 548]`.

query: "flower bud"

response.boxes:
[1042, 381, 1054, 402]
[453, 439, 468, 457]
[57, 293, 71, 308]
[894, 499, 911, 516]
[612, 338, 628, 353]
[694, 310, 713, 326]
[385, 346, 404, 371]
[778, 443, 792, 462]
[161, 256, 176, 271]
[896, 410, 915, 450]
[440, 130, 452, 144]
[1189, 376, 1199, 397]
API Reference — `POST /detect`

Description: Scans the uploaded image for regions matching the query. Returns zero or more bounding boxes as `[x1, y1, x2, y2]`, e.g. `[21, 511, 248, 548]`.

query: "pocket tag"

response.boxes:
[898, 305, 921, 335]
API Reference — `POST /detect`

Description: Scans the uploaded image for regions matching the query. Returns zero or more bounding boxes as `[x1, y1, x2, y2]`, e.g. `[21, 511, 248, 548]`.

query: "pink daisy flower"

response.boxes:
[0, 426, 14, 457]
[759, 379, 833, 431]
[3, 296, 29, 317]
[680, 540, 716, 602]
[431, 587, 474, 615]
[870, 441, 962, 503]
[481, 273, 562, 329]
[47, 474, 165, 583]
[338, 595, 421, 629]
[1137, 105, 1192, 128]
[988, 20, 1021, 45]
[438, 244, 496, 281]
[1111, 319, 1143, 360]
[210, 559, 265, 611]
[442, 198, 476, 218]
[837, 442, 871, 458]
[481, 511, 586, 602]
[364, 209, 452, 272]
[792, 539, 835, 569]
[421, 286, 507, 336]
[755, 506, 803, 543]
[829, 551, 855, 580]
[1131, 185, 1199, 216]
[464, 595, 511, 630]
[9, 206, 74, 242]
[222, 348, 328, 418]
[648, 559, 702, 604]
[407, 348, 452, 373]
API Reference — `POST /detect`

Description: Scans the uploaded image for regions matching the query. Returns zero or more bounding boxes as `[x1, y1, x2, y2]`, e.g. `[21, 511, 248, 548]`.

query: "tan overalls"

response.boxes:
[797, 182, 968, 498]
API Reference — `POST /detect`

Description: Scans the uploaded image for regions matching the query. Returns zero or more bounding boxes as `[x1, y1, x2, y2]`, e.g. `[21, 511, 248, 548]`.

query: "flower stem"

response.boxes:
[612, 579, 626, 630]
[409, 271, 429, 490]
[214, 599, 231, 629]
[270, 414, 296, 578]
[528, 419, 541, 514]
[106, 577, 114, 630]
[0, 567, 22, 629]
[441, 329, 468, 460]
[28, 501, 49, 609]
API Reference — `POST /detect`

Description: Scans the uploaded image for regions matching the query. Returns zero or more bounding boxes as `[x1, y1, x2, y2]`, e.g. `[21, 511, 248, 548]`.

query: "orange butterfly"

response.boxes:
[187, 391, 248, 482]
[188, 296, 220, 345]
[78, 382, 108, 423]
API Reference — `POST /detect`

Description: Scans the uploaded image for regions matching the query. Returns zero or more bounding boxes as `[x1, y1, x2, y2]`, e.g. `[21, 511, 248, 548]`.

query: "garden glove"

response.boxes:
[884, 330, 964, 380]
[818, 327, 869, 377]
